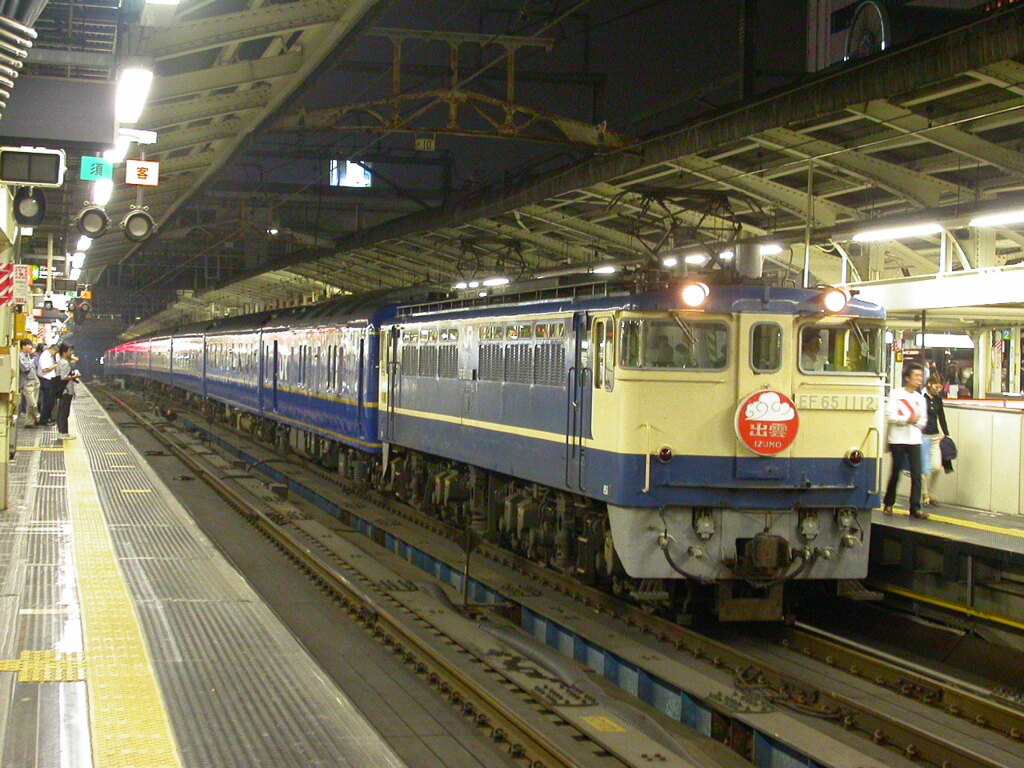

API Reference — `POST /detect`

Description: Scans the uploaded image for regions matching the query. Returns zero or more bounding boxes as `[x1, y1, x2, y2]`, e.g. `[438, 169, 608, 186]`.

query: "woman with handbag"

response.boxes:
[921, 373, 950, 506]
[54, 344, 80, 441]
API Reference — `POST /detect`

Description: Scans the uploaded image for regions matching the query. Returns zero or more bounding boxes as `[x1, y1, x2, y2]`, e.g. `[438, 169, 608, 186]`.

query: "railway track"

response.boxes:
[96, 383, 1024, 768]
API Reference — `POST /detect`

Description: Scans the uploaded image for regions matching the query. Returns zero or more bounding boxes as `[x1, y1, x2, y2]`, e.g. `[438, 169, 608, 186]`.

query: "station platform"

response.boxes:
[869, 499, 1024, 631]
[0, 387, 406, 768]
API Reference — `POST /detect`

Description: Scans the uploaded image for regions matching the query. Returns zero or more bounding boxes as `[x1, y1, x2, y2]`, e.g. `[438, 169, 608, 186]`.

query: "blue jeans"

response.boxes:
[884, 443, 922, 513]
[921, 435, 934, 476]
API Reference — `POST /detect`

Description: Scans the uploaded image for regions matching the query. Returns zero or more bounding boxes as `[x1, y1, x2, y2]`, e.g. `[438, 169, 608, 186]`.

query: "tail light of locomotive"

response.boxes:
[845, 448, 864, 466]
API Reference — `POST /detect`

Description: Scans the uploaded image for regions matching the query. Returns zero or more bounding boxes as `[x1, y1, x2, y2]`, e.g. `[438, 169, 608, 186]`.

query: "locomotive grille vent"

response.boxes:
[438, 345, 458, 379]
[419, 346, 439, 377]
[480, 344, 503, 381]
[401, 345, 419, 375]
[535, 342, 565, 386]
[506, 343, 533, 384]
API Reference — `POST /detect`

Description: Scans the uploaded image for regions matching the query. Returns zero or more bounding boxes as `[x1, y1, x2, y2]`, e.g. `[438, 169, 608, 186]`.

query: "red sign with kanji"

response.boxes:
[125, 160, 159, 187]
[735, 390, 799, 456]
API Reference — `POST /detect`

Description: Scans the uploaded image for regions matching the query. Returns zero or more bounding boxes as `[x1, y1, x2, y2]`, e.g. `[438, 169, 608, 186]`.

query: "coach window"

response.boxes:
[750, 323, 782, 373]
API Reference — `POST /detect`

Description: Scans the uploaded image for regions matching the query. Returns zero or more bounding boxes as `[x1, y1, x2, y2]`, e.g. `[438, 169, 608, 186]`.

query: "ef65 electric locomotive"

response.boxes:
[107, 276, 886, 620]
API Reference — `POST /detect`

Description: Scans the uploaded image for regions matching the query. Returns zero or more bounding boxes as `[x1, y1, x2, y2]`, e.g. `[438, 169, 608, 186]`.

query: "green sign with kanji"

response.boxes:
[79, 156, 113, 181]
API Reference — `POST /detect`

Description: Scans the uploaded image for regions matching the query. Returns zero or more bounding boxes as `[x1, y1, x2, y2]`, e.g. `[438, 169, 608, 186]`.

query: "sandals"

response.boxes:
[882, 505, 894, 515]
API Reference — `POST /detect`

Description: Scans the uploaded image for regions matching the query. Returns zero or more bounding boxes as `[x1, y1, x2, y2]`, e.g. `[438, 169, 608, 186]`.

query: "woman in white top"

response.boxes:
[882, 364, 929, 519]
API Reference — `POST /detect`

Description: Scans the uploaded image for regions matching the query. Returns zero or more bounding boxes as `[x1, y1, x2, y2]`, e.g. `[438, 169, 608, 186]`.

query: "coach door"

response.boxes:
[271, 339, 280, 413]
[734, 315, 792, 480]
[380, 327, 399, 442]
[565, 312, 591, 491]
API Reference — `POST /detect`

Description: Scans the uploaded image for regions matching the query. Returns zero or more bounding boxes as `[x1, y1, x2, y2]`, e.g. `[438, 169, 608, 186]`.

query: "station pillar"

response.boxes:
[0, 188, 16, 510]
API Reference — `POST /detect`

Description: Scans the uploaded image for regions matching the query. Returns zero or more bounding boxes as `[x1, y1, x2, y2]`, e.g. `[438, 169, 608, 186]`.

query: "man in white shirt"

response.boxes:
[882, 364, 929, 519]
[800, 331, 826, 372]
[36, 343, 60, 426]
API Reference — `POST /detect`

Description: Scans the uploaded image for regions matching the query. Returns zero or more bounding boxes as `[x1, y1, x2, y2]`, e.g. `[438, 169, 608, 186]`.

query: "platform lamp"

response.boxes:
[75, 204, 109, 239]
[12, 186, 45, 226]
[122, 205, 156, 242]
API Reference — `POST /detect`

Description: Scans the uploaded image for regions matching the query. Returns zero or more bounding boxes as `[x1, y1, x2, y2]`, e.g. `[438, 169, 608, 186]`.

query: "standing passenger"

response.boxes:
[54, 344, 80, 441]
[18, 340, 40, 427]
[921, 373, 950, 506]
[37, 343, 60, 426]
[883, 364, 929, 519]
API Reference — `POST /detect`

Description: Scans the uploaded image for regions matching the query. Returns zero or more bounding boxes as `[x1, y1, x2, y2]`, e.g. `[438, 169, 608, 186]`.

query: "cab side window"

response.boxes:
[594, 319, 614, 390]
[750, 323, 782, 373]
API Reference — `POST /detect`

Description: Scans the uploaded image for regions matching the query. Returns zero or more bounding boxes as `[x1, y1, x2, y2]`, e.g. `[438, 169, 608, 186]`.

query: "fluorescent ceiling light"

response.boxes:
[719, 250, 734, 260]
[92, 179, 114, 206]
[104, 134, 132, 164]
[968, 208, 1024, 228]
[69, 267, 82, 281]
[70, 251, 86, 269]
[915, 333, 975, 349]
[592, 265, 617, 274]
[454, 281, 468, 290]
[852, 222, 942, 242]
[20, 226, 33, 236]
[684, 253, 706, 265]
[467, 280, 480, 288]
[661, 256, 678, 268]
[482, 277, 510, 287]
[760, 243, 783, 256]
[145, 0, 180, 4]
[76, 236, 93, 251]
[115, 67, 154, 124]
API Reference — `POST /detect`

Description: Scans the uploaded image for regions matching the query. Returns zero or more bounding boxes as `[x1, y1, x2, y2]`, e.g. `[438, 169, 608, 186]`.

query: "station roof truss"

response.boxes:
[124, 8, 1024, 338]
[83, 0, 384, 282]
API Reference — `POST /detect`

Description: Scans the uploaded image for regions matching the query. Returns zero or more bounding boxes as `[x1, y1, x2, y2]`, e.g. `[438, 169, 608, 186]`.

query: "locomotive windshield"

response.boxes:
[799, 320, 883, 374]
[618, 317, 728, 370]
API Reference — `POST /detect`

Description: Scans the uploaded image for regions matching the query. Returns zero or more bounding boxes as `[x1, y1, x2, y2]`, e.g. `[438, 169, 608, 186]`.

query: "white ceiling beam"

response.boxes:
[149, 53, 304, 101]
[670, 155, 854, 228]
[752, 127, 960, 209]
[848, 99, 1024, 178]
[517, 203, 650, 255]
[145, 87, 272, 129]
[143, 0, 343, 60]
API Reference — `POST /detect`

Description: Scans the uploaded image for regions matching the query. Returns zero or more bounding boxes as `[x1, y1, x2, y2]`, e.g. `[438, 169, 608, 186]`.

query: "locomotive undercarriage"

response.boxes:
[142, 381, 835, 621]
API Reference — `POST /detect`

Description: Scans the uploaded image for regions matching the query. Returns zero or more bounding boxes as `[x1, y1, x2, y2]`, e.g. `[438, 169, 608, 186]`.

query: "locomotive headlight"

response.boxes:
[681, 281, 710, 308]
[821, 287, 850, 313]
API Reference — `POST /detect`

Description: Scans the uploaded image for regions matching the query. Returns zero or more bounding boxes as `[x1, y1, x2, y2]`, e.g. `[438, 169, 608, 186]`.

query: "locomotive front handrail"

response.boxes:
[640, 423, 652, 493]
[861, 426, 882, 492]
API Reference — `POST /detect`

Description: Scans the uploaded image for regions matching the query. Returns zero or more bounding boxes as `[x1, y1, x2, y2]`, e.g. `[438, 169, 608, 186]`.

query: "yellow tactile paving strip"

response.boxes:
[63, 423, 184, 768]
[884, 506, 1024, 539]
[0, 650, 85, 682]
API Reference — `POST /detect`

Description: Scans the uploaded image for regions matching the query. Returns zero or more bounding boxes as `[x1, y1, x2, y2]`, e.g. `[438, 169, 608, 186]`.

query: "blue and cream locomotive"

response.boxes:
[107, 277, 886, 619]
